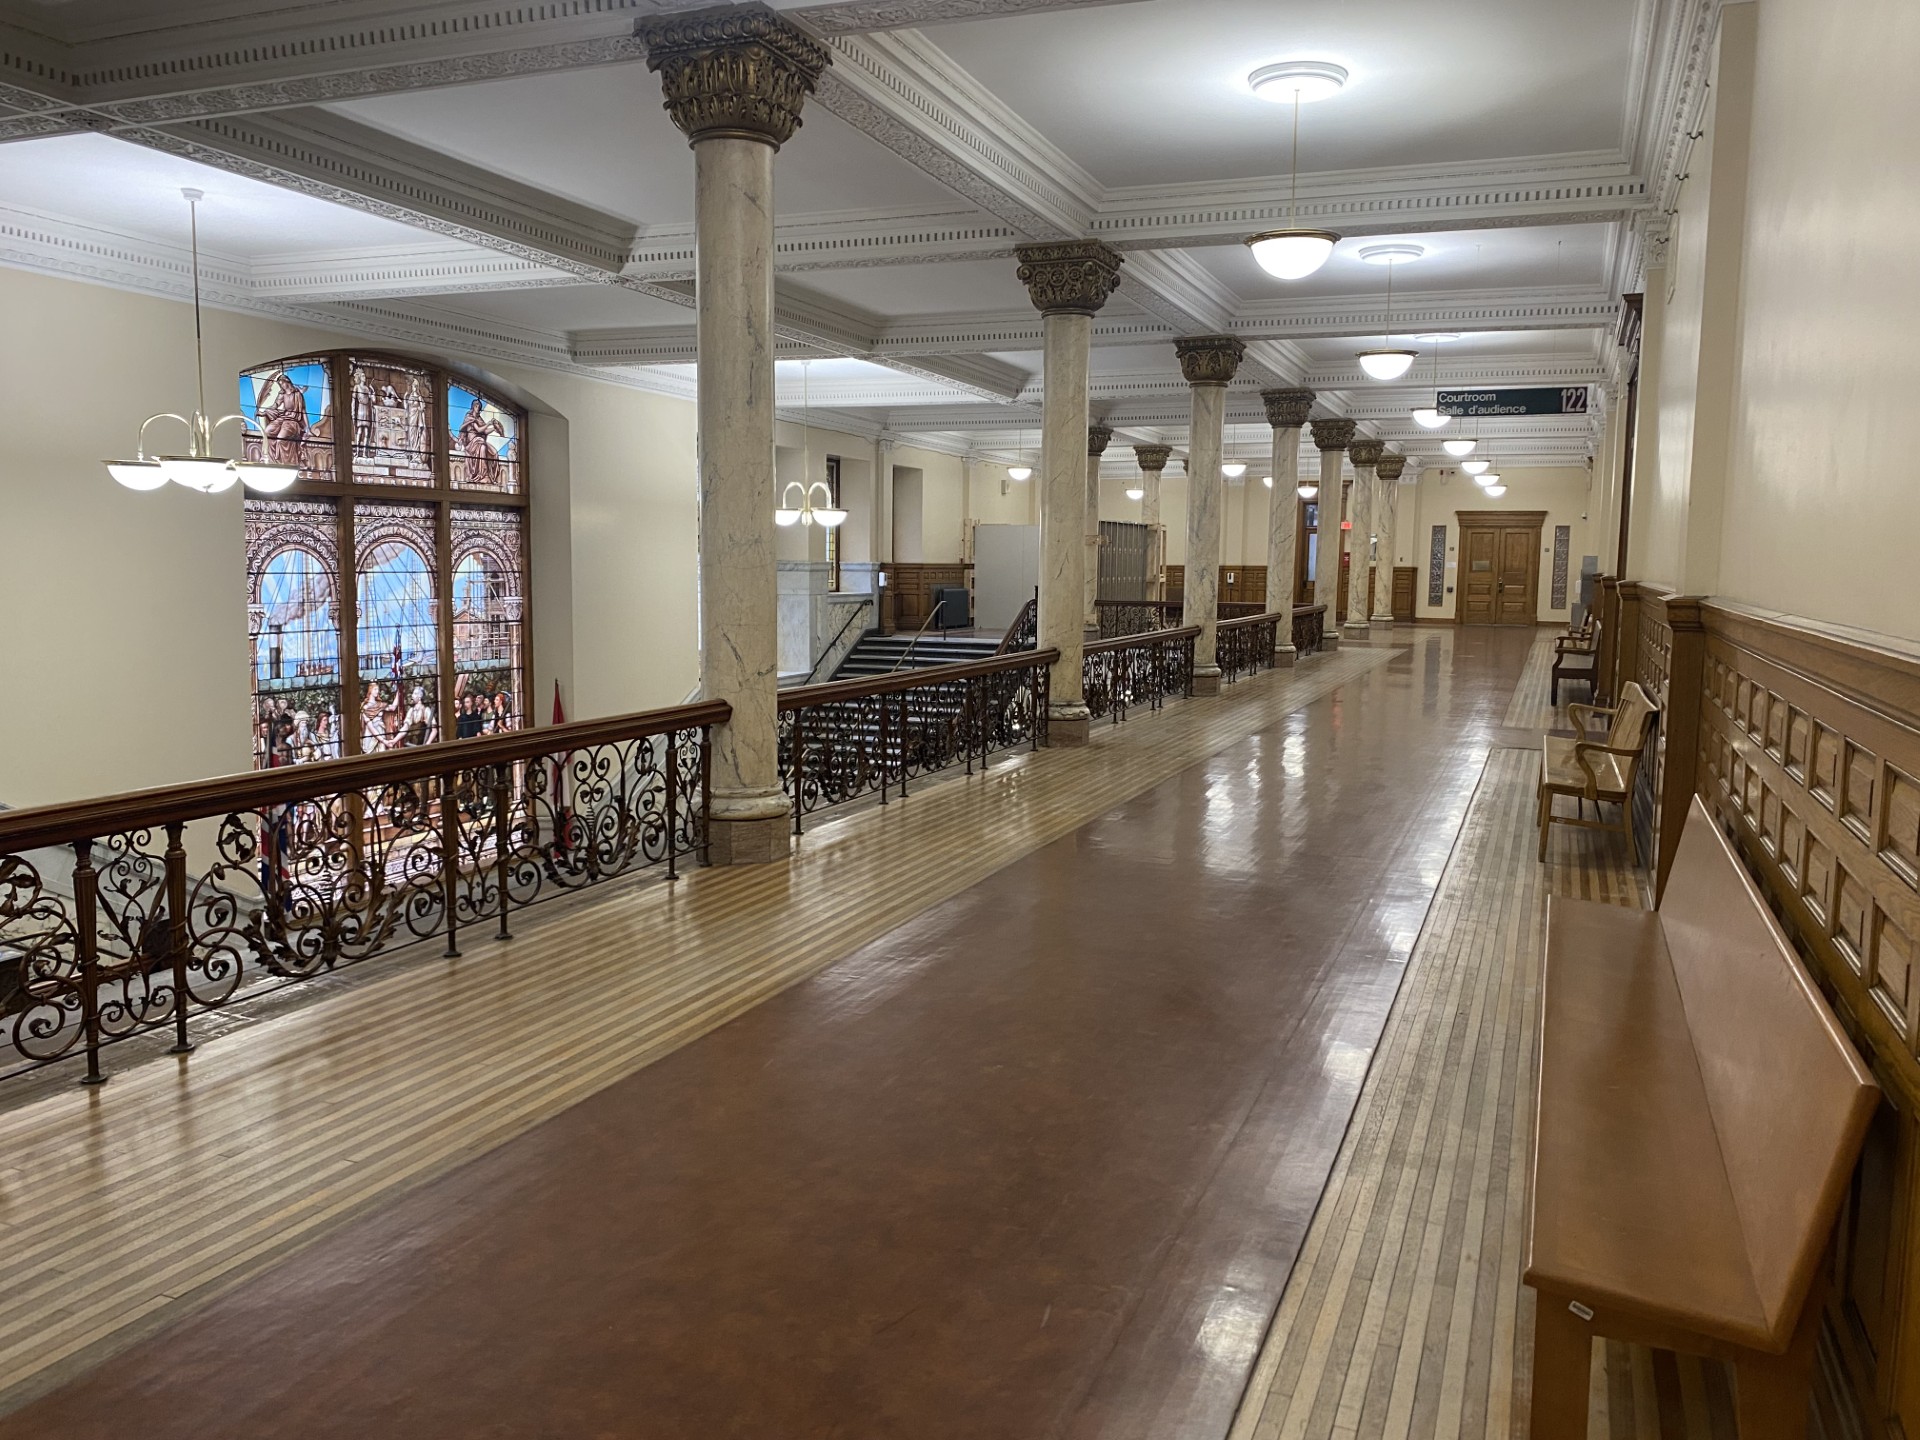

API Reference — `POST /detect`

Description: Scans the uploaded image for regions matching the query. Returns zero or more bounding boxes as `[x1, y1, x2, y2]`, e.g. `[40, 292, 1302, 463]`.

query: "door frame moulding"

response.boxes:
[1453, 509, 1548, 626]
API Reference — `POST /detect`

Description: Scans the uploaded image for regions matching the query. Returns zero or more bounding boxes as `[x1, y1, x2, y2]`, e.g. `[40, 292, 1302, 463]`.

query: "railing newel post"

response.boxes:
[165, 820, 193, 1054]
[494, 766, 515, 935]
[700, 722, 714, 867]
[441, 771, 461, 959]
[665, 730, 681, 880]
[73, 838, 106, 1086]
[791, 709, 805, 836]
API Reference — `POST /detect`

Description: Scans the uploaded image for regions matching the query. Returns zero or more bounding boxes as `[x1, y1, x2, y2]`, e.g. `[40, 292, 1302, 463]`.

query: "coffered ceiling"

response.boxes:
[0, 0, 1714, 470]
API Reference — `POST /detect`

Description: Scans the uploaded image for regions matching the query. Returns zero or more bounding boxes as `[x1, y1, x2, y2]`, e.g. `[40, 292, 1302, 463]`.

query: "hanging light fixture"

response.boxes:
[1474, 471, 1500, 488]
[1125, 481, 1145, 502]
[1007, 425, 1033, 482]
[105, 189, 299, 494]
[1297, 480, 1319, 500]
[1261, 474, 1274, 489]
[774, 360, 847, 528]
[1222, 422, 1248, 480]
[1409, 343, 1450, 429]
[1444, 438, 1478, 458]
[1461, 457, 1490, 475]
[1244, 63, 1345, 281]
[1483, 483, 1508, 498]
[1355, 244, 1421, 381]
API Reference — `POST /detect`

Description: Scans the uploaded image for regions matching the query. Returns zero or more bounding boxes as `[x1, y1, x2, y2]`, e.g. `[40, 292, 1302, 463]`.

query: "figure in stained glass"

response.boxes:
[352, 361, 434, 485]
[239, 359, 333, 482]
[448, 384, 520, 493]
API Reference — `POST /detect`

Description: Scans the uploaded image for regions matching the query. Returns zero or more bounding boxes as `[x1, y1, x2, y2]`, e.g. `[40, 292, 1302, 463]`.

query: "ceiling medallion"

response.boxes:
[1248, 61, 1349, 103]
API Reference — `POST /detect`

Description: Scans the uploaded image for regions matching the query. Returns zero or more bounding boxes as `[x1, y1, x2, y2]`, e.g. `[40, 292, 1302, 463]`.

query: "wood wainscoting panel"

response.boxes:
[884, 563, 971, 633]
[1696, 601, 1920, 1440]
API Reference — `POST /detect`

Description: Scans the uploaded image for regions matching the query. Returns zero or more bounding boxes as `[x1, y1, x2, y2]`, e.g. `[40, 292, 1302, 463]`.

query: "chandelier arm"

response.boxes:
[136, 413, 194, 459]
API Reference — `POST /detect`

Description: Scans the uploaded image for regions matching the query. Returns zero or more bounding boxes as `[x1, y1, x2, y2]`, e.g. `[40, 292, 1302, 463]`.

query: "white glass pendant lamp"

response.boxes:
[1460, 456, 1489, 474]
[777, 361, 848, 528]
[1244, 64, 1346, 281]
[105, 190, 299, 494]
[1222, 425, 1248, 480]
[1410, 344, 1451, 428]
[1355, 244, 1421, 381]
[1444, 438, 1478, 458]
[1126, 482, 1145, 501]
[1483, 483, 1507, 497]
[1007, 425, 1033, 482]
[1297, 481, 1318, 500]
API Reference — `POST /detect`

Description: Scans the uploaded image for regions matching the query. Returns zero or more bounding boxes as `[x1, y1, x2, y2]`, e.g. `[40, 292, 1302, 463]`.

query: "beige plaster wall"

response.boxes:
[1404, 466, 1594, 623]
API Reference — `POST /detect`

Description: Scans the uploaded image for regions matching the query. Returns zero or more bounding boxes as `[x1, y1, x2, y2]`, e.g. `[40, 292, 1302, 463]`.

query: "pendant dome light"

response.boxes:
[1261, 474, 1274, 489]
[1483, 483, 1508, 498]
[774, 360, 847, 529]
[1222, 421, 1248, 480]
[1355, 244, 1421, 381]
[1460, 457, 1490, 474]
[1409, 343, 1450, 429]
[1244, 63, 1345, 281]
[105, 189, 299, 494]
[1007, 425, 1033, 482]
[1297, 480, 1319, 500]
[1444, 438, 1478, 458]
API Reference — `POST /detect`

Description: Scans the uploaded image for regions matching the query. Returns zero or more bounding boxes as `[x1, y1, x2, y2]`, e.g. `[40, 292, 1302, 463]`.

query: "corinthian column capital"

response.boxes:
[1377, 453, 1407, 482]
[1349, 438, 1385, 468]
[1133, 443, 1172, 473]
[637, 3, 832, 150]
[1261, 387, 1315, 430]
[1310, 416, 1357, 452]
[1087, 423, 1113, 457]
[1014, 240, 1124, 317]
[1173, 335, 1246, 387]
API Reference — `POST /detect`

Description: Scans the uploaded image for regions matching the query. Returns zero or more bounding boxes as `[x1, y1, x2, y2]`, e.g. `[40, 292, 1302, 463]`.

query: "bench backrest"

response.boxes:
[1660, 797, 1879, 1344]
[1606, 682, 1657, 750]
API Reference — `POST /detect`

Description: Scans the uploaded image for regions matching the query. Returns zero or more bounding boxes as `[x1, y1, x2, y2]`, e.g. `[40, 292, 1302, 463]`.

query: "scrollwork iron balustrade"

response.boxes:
[995, 595, 1038, 654]
[1293, 603, 1327, 655]
[1082, 626, 1199, 724]
[779, 649, 1058, 833]
[0, 701, 724, 1085]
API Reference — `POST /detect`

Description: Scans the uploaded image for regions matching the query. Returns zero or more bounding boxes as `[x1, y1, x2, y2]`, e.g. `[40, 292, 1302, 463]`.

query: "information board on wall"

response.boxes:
[1436, 387, 1590, 417]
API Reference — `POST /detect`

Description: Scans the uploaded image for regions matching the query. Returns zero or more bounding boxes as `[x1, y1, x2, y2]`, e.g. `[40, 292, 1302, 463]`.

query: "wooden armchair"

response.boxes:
[1549, 617, 1601, 703]
[1537, 682, 1657, 862]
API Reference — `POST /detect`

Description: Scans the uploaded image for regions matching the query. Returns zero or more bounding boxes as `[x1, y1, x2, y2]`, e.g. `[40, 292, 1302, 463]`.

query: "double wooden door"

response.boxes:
[1455, 512, 1545, 625]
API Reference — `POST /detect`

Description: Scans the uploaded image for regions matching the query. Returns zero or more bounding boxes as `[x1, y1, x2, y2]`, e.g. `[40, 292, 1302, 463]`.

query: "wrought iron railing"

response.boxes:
[995, 593, 1038, 654]
[778, 648, 1058, 833]
[1292, 603, 1328, 655]
[1217, 609, 1291, 683]
[0, 701, 725, 1085]
[1095, 599, 1265, 638]
[1083, 625, 1198, 724]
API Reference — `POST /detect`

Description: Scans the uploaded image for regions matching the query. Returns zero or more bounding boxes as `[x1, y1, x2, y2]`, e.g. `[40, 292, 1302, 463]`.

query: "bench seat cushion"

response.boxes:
[1540, 736, 1631, 799]
[1525, 896, 1771, 1349]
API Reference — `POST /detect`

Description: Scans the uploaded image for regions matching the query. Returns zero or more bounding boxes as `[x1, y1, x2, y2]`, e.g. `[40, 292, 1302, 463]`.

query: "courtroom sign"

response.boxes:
[1436, 387, 1590, 417]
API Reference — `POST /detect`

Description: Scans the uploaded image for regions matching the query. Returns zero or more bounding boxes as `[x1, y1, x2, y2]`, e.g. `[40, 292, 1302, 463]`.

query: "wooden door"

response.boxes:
[1455, 512, 1545, 626]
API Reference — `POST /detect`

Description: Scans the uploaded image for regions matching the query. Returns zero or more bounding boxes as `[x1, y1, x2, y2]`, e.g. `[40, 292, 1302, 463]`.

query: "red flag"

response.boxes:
[551, 680, 566, 726]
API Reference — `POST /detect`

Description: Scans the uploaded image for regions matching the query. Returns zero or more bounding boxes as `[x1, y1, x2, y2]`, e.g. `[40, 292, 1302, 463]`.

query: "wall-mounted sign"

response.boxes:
[1437, 387, 1590, 417]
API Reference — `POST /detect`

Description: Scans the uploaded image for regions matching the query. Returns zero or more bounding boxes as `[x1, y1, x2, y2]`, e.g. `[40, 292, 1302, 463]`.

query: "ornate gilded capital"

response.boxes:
[1173, 335, 1246, 388]
[637, 4, 832, 150]
[1015, 240, 1123, 317]
[1377, 453, 1407, 482]
[1261, 387, 1315, 430]
[1349, 438, 1385, 468]
[1087, 424, 1113, 457]
[1133, 443, 1172, 473]
[1310, 416, 1356, 452]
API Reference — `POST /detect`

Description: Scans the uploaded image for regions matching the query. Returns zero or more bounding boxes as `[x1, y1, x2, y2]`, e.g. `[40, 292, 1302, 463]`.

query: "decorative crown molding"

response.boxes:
[1173, 334, 1245, 388]
[1014, 239, 1122, 317]
[637, 4, 833, 150]
[1261, 387, 1316, 429]
[1311, 416, 1357, 452]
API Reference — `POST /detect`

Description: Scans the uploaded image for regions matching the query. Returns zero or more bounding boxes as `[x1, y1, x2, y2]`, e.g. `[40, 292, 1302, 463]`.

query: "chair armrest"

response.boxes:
[1572, 739, 1646, 792]
[1554, 637, 1597, 656]
[1566, 702, 1615, 734]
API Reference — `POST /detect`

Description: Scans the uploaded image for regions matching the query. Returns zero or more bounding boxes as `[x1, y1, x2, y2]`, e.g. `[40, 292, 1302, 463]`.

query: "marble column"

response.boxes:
[1344, 437, 1382, 639]
[1133, 443, 1171, 599]
[1372, 452, 1405, 624]
[1261, 388, 1314, 666]
[1015, 240, 1123, 746]
[639, 5, 829, 865]
[1175, 335, 1246, 696]
[1085, 422, 1111, 634]
[1308, 417, 1355, 651]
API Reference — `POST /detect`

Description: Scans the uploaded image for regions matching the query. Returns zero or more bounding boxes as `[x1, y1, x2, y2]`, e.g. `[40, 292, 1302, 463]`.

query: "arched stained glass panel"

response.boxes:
[356, 503, 440, 750]
[239, 359, 334, 484]
[246, 499, 344, 768]
[451, 507, 526, 735]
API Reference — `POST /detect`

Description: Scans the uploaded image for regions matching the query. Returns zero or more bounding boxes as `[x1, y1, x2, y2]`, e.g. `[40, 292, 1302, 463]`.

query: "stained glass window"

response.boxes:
[246, 499, 344, 768]
[240, 359, 335, 484]
[240, 353, 530, 770]
[447, 382, 521, 494]
[351, 359, 436, 487]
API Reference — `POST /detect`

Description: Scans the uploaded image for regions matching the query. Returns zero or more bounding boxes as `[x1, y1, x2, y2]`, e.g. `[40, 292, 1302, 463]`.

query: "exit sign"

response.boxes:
[1437, 387, 1590, 417]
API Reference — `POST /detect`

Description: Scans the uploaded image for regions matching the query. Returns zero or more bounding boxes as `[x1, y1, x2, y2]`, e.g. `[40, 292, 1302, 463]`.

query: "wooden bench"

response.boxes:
[1525, 798, 1879, 1439]
[1536, 683, 1657, 862]
[1550, 617, 1600, 703]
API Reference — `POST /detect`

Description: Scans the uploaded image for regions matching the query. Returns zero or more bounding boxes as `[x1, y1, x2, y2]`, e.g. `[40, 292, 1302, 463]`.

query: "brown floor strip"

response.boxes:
[0, 627, 1538, 1439]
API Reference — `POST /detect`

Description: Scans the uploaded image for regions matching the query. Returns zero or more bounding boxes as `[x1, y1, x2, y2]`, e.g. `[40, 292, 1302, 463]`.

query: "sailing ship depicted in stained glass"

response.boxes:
[356, 502, 440, 750]
[239, 359, 334, 484]
[448, 383, 520, 493]
[351, 360, 435, 487]
[451, 507, 526, 735]
[246, 499, 344, 768]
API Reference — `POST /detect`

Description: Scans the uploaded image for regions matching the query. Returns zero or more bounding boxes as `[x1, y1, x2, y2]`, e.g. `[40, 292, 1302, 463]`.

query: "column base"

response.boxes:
[1046, 701, 1092, 748]
[1342, 620, 1372, 639]
[1320, 631, 1341, 652]
[1370, 611, 1395, 627]
[1272, 644, 1298, 668]
[705, 816, 789, 867]
[1192, 667, 1223, 697]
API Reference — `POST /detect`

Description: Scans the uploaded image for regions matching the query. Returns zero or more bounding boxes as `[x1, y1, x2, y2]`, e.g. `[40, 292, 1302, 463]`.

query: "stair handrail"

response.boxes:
[994, 591, 1038, 655]
[890, 597, 948, 672]
[803, 600, 873, 686]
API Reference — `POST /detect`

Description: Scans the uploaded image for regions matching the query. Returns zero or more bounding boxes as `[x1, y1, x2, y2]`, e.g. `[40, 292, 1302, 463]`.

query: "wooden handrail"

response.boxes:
[0, 699, 733, 853]
[1217, 608, 1295, 631]
[780, 647, 1062, 711]
[1083, 624, 1201, 655]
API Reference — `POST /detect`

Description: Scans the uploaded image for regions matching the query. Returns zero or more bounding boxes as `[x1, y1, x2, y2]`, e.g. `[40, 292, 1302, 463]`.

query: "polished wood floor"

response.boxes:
[0, 628, 1736, 1438]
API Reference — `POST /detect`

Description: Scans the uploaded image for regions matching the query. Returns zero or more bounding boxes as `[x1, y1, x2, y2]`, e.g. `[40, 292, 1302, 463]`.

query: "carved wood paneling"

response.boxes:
[884, 563, 970, 633]
[1694, 602, 1920, 1440]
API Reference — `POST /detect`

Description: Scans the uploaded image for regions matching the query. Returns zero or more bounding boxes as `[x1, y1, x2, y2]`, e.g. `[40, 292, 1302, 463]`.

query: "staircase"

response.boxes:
[831, 631, 1002, 680]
